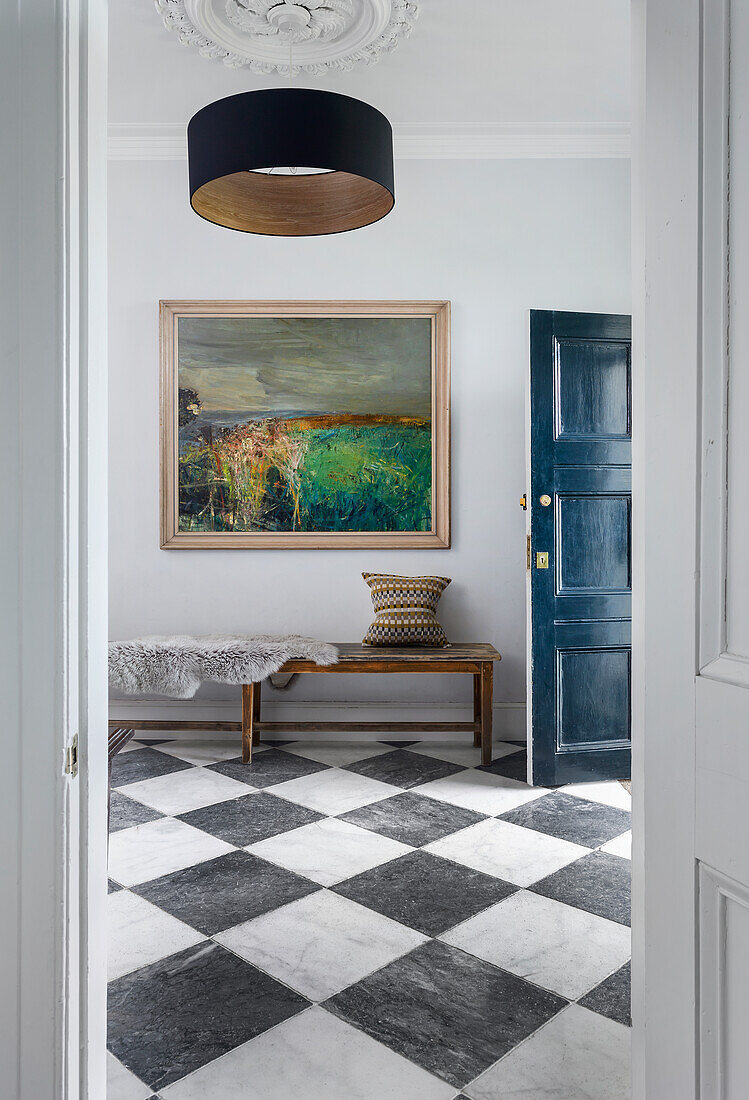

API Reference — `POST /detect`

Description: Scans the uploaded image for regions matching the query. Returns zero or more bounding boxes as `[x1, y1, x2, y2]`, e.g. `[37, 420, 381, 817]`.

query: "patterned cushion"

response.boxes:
[361, 573, 451, 648]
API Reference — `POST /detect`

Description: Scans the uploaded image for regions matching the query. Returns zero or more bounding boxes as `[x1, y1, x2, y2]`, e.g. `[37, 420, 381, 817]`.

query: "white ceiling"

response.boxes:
[109, 1, 630, 128]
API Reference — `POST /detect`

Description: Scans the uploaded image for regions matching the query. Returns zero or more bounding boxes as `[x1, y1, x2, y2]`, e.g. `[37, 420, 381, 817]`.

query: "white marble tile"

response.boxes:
[409, 742, 517, 768]
[161, 1006, 454, 1100]
[414, 768, 546, 817]
[247, 817, 413, 886]
[268, 767, 397, 815]
[465, 1003, 631, 1100]
[281, 741, 392, 766]
[119, 766, 253, 816]
[119, 739, 147, 753]
[106, 1052, 153, 1100]
[217, 890, 427, 1001]
[153, 738, 248, 765]
[108, 889, 205, 981]
[601, 830, 632, 860]
[442, 889, 631, 1000]
[108, 817, 235, 888]
[425, 818, 588, 887]
[560, 781, 631, 812]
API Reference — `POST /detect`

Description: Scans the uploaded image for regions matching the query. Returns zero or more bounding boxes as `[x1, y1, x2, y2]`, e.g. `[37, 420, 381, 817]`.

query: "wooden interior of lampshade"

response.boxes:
[190, 170, 395, 236]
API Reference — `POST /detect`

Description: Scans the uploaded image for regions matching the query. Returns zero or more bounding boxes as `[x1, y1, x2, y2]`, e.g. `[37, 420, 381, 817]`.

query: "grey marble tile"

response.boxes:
[325, 939, 566, 1089]
[332, 850, 517, 937]
[208, 748, 330, 789]
[339, 791, 487, 847]
[110, 746, 193, 788]
[107, 940, 308, 1092]
[379, 739, 421, 748]
[500, 791, 631, 849]
[109, 790, 164, 833]
[178, 791, 323, 847]
[579, 960, 632, 1026]
[531, 851, 631, 926]
[108, 878, 123, 894]
[476, 749, 528, 783]
[344, 749, 465, 789]
[134, 850, 319, 935]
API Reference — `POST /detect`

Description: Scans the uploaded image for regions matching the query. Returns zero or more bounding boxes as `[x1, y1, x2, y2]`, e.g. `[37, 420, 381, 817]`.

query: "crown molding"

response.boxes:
[108, 122, 631, 161]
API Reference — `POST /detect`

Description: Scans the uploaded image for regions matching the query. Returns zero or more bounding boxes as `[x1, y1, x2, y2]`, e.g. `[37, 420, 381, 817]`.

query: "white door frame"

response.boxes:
[631, 0, 700, 1092]
[0, 2, 108, 1097]
[3, 1, 738, 1096]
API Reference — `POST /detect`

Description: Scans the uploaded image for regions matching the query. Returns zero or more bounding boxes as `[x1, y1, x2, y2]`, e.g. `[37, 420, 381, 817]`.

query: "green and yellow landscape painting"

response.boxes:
[177, 315, 433, 534]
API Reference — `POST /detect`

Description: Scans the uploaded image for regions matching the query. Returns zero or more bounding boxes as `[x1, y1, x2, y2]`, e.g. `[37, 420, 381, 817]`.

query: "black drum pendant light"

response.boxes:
[187, 87, 395, 236]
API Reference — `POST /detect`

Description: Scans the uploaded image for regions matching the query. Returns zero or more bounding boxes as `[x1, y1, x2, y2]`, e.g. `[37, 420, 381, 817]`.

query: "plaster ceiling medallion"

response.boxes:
[155, 0, 419, 75]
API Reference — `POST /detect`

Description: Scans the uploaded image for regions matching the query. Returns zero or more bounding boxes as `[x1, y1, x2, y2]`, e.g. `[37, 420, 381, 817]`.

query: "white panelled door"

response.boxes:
[635, 1, 749, 1096]
[697, 2, 749, 1096]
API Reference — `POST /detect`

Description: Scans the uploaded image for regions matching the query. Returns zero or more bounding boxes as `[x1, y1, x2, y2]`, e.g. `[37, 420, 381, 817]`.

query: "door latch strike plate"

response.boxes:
[536, 551, 549, 570]
[65, 734, 78, 778]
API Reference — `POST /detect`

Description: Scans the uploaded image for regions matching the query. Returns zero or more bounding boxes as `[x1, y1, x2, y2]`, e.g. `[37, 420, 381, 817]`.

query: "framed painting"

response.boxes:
[159, 300, 450, 548]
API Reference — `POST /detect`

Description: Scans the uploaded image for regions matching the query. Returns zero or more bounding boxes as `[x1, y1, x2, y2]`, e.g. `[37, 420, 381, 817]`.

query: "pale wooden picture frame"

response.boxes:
[160, 300, 450, 548]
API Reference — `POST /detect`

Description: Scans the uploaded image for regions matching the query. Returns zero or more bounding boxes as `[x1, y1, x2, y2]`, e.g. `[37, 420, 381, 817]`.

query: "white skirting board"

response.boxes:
[108, 699, 528, 743]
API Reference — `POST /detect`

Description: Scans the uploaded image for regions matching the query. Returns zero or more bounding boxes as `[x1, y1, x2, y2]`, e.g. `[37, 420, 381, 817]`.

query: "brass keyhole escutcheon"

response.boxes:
[536, 551, 549, 570]
[540, 494, 552, 507]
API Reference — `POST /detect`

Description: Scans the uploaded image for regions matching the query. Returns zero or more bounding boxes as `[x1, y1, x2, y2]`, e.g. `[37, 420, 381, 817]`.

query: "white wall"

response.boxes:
[108, 155, 630, 729]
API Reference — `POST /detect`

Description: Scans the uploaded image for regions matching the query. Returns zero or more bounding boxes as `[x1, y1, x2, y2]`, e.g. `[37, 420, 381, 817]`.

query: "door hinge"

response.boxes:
[527, 534, 531, 570]
[65, 734, 78, 778]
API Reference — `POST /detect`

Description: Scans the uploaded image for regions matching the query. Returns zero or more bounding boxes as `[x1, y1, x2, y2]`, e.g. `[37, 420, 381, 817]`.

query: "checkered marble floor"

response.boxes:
[107, 736, 632, 1100]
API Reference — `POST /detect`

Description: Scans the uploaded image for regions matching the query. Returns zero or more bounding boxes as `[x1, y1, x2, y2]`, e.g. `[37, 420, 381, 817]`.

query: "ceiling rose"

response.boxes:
[155, 0, 419, 75]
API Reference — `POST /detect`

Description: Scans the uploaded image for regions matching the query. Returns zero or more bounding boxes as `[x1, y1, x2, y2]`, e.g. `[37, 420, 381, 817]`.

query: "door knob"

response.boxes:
[540, 494, 551, 507]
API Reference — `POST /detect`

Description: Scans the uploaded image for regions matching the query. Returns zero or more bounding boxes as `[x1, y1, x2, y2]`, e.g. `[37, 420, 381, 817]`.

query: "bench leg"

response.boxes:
[242, 683, 255, 763]
[480, 662, 493, 766]
[252, 680, 262, 746]
[473, 673, 482, 748]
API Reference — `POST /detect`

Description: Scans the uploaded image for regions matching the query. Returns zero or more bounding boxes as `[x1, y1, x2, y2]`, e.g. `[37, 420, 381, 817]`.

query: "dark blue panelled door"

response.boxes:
[528, 310, 632, 786]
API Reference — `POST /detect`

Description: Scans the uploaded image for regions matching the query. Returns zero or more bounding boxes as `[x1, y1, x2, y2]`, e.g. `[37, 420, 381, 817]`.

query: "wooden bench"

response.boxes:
[108, 642, 502, 767]
[243, 643, 501, 766]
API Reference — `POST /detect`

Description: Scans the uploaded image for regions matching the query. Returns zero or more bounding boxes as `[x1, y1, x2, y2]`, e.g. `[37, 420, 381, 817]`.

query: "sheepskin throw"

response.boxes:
[108, 634, 338, 699]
